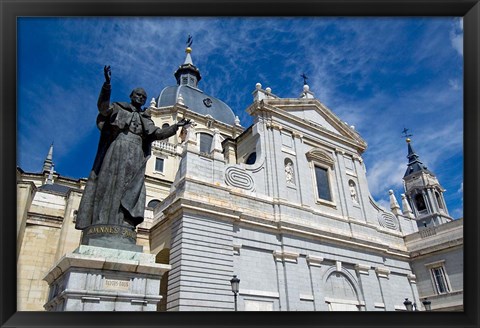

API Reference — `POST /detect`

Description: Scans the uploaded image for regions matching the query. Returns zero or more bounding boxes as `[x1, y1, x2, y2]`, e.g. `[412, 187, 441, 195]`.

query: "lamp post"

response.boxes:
[422, 298, 432, 311]
[403, 298, 413, 311]
[230, 275, 240, 311]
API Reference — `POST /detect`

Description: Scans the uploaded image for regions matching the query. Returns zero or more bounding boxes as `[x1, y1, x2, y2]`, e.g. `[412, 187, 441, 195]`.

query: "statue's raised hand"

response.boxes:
[104, 65, 111, 84]
[177, 118, 191, 127]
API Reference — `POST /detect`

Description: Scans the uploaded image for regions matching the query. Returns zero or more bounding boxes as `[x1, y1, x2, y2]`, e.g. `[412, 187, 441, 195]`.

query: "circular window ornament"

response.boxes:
[203, 98, 213, 107]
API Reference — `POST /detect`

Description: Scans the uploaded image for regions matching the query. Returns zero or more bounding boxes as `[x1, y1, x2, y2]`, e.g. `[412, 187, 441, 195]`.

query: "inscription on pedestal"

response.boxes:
[86, 225, 136, 240]
[104, 278, 130, 291]
[81, 224, 142, 252]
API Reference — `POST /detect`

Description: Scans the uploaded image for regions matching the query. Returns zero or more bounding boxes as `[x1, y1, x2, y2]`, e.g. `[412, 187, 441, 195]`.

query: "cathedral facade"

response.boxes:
[16, 45, 463, 312]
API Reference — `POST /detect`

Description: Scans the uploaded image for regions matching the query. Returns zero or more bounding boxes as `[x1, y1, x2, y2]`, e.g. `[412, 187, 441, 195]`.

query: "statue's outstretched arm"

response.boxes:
[97, 65, 112, 116]
[152, 119, 191, 141]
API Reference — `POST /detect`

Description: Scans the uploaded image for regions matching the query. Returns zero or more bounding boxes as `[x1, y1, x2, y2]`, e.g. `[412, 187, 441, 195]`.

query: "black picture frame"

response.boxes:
[2, 1, 478, 328]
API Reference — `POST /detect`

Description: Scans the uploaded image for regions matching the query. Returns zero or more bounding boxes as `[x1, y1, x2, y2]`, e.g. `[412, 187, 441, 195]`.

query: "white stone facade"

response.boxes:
[16, 67, 463, 312]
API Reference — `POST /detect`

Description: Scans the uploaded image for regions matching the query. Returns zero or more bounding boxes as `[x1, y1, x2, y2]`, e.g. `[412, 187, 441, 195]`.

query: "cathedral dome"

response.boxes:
[157, 85, 236, 126]
[157, 38, 236, 126]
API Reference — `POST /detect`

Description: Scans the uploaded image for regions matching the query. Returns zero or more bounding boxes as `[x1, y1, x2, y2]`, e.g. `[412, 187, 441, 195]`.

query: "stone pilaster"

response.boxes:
[375, 266, 394, 311]
[355, 263, 378, 311]
[17, 181, 36, 259]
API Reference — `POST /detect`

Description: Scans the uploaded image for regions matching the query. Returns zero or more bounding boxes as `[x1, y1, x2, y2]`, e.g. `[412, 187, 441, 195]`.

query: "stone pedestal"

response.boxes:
[43, 245, 171, 311]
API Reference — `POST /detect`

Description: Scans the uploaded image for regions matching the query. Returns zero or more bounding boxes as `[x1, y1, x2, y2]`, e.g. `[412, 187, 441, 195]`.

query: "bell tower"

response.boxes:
[402, 134, 453, 229]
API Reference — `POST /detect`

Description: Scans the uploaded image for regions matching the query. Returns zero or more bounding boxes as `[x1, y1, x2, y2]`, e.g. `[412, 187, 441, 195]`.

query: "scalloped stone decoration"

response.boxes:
[225, 166, 255, 191]
[377, 212, 399, 230]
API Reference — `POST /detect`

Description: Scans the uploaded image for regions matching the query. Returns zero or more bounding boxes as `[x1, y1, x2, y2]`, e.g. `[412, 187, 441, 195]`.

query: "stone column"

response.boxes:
[54, 190, 83, 262]
[334, 150, 349, 218]
[306, 255, 328, 311]
[352, 156, 370, 224]
[375, 266, 394, 311]
[273, 251, 289, 311]
[273, 250, 300, 311]
[407, 274, 421, 310]
[17, 181, 36, 259]
[355, 264, 377, 311]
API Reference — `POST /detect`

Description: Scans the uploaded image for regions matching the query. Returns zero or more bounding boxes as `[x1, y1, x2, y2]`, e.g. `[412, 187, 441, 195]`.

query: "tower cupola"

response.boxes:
[401, 132, 453, 229]
[157, 36, 236, 126]
[173, 35, 201, 88]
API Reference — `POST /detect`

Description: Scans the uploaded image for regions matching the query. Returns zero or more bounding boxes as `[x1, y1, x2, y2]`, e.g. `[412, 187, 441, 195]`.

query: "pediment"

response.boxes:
[305, 148, 335, 167]
[269, 99, 367, 151]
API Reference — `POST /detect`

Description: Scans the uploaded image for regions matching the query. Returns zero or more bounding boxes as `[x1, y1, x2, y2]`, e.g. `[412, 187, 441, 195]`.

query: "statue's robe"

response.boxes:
[75, 83, 178, 230]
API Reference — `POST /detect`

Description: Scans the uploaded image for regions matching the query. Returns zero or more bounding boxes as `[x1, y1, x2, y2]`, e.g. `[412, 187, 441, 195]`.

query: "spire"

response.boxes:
[174, 35, 201, 87]
[403, 137, 432, 178]
[401, 194, 415, 219]
[184, 46, 194, 65]
[42, 142, 54, 173]
[389, 190, 402, 216]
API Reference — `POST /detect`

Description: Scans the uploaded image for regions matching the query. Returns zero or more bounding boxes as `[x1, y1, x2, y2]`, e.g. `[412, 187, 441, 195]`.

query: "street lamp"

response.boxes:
[403, 298, 413, 311]
[230, 275, 240, 311]
[422, 298, 432, 311]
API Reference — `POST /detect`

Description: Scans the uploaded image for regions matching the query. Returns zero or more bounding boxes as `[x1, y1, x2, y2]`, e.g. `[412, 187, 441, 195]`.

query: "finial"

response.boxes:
[301, 73, 308, 85]
[401, 127, 413, 143]
[177, 93, 185, 106]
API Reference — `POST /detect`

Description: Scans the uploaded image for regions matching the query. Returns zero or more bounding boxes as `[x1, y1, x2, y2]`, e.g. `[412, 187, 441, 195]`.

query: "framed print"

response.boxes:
[2, 1, 478, 328]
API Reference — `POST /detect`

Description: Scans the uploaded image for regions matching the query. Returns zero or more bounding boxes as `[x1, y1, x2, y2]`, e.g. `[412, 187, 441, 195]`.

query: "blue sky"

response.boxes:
[17, 17, 463, 219]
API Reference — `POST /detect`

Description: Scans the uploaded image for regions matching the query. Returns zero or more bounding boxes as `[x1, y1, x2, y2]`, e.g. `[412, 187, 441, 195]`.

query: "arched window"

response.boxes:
[306, 148, 335, 204]
[415, 193, 427, 212]
[199, 133, 213, 153]
[156, 249, 170, 311]
[324, 272, 360, 311]
[435, 191, 444, 209]
[246, 152, 257, 165]
[160, 123, 171, 142]
[147, 199, 161, 209]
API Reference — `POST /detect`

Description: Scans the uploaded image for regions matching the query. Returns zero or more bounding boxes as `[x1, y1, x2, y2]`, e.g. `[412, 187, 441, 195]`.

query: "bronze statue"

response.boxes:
[75, 66, 189, 249]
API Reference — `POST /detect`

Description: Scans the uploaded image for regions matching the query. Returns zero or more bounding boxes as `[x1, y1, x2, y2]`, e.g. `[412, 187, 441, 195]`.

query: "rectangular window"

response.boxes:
[430, 266, 450, 294]
[315, 166, 332, 201]
[199, 133, 213, 154]
[155, 157, 164, 173]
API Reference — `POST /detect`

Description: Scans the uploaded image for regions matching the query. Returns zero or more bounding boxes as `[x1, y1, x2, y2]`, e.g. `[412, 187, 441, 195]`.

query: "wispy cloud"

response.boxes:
[450, 18, 463, 56]
[18, 17, 463, 218]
